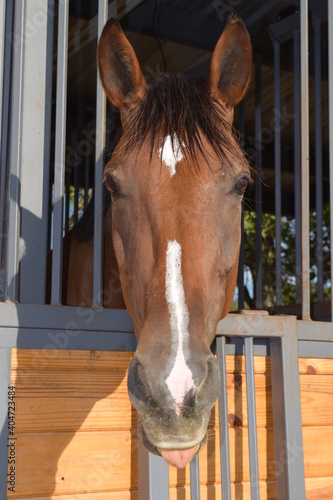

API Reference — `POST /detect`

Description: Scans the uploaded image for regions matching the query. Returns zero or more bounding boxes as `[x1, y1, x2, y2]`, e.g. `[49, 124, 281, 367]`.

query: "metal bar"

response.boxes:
[297, 319, 333, 342]
[300, 0, 310, 320]
[190, 454, 200, 500]
[19, 0, 53, 304]
[0, 1, 14, 280]
[255, 53, 263, 309]
[51, 0, 70, 304]
[73, 130, 79, 225]
[84, 147, 90, 208]
[42, 0, 55, 268]
[0, 349, 12, 500]
[270, 318, 306, 500]
[138, 422, 169, 500]
[273, 39, 282, 305]
[6, 1, 25, 302]
[0, 302, 134, 331]
[244, 337, 260, 499]
[0, 0, 6, 151]
[294, 30, 302, 305]
[216, 335, 231, 500]
[313, 18, 324, 302]
[93, 0, 108, 307]
[238, 102, 245, 310]
[329, 0, 333, 321]
[298, 340, 333, 358]
[0, 327, 137, 351]
[217, 312, 288, 338]
[65, 170, 70, 234]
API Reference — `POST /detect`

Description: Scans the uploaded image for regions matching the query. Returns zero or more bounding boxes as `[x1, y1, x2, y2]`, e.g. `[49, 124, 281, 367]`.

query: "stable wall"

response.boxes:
[6, 349, 333, 499]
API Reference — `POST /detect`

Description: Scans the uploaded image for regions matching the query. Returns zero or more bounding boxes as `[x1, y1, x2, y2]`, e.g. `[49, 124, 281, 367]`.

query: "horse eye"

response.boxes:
[104, 174, 119, 195]
[234, 176, 250, 196]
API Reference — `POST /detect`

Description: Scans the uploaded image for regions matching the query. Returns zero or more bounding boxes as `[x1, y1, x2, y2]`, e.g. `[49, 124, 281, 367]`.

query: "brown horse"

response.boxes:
[64, 13, 252, 468]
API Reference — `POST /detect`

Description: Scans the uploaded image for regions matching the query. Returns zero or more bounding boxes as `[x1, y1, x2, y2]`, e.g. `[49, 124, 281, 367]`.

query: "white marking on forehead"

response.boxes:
[159, 134, 184, 176]
[165, 240, 195, 415]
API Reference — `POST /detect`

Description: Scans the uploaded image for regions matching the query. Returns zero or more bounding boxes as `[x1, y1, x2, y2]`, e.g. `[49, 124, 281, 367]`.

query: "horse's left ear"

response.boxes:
[98, 18, 146, 110]
[207, 13, 252, 115]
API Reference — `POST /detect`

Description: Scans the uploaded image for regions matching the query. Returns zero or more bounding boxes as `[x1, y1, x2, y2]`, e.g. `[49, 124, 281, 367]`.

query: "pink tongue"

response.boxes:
[159, 446, 199, 469]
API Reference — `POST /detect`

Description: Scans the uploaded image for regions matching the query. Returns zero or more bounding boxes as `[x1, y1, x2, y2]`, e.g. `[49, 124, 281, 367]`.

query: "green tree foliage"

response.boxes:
[240, 205, 331, 309]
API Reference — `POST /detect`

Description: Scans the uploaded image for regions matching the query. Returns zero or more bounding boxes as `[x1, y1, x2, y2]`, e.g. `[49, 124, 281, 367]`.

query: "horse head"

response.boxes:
[98, 13, 252, 468]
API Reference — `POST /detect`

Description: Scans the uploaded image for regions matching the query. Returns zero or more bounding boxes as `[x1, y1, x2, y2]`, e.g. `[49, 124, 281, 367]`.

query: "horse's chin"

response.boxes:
[141, 426, 207, 468]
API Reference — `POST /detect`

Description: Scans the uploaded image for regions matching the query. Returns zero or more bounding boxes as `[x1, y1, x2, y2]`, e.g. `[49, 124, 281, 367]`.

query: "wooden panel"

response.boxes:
[10, 478, 333, 500]
[10, 349, 133, 372]
[14, 493, 138, 500]
[12, 370, 133, 432]
[8, 431, 138, 497]
[8, 349, 333, 500]
[299, 358, 333, 375]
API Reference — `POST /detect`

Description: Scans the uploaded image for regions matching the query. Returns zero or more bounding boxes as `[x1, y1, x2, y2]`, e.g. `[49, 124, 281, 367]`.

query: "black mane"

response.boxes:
[119, 73, 245, 168]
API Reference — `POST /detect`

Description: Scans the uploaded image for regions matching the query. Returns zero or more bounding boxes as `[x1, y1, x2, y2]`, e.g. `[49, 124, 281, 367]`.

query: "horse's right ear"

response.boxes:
[98, 19, 146, 110]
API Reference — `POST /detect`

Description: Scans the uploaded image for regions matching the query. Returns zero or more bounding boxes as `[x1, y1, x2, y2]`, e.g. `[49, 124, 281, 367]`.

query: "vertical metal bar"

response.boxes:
[294, 30, 302, 305]
[93, 0, 108, 307]
[216, 335, 231, 500]
[6, 1, 25, 302]
[51, 0, 69, 304]
[190, 454, 200, 500]
[244, 337, 260, 500]
[238, 102, 245, 310]
[84, 148, 90, 208]
[328, 0, 333, 321]
[255, 53, 263, 309]
[0, 1, 14, 280]
[73, 130, 79, 225]
[138, 430, 169, 500]
[0, 0, 6, 148]
[273, 40, 282, 306]
[0, 349, 11, 500]
[19, 0, 53, 304]
[42, 0, 55, 288]
[65, 171, 70, 234]
[270, 318, 306, 500]
[313, 18, 324, 302]
[300, 0, 310, 320]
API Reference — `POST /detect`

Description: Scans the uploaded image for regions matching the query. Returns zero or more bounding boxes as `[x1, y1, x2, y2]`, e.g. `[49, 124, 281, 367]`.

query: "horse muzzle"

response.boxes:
[128, 353, 220, 465]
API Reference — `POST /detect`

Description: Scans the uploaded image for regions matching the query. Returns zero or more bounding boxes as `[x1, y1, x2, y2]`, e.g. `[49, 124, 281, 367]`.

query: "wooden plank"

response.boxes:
[14, 493, 138, 500]
[8, 431, 138, 497]
[305, 477, 333, 499]
[299, 358, 333, 375]
[9, 477, 333, 500]
[10, 349, 133, 372]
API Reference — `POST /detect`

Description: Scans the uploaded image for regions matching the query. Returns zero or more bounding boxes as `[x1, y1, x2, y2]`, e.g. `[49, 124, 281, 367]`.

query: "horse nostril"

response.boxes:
[127, 358, 151, 407]
[183, 387, 196, 408]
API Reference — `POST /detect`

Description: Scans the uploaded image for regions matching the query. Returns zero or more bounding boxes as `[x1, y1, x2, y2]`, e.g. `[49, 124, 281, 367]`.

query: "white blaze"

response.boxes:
[159, 134, 184, 176]
[165, 240, 195, 415]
